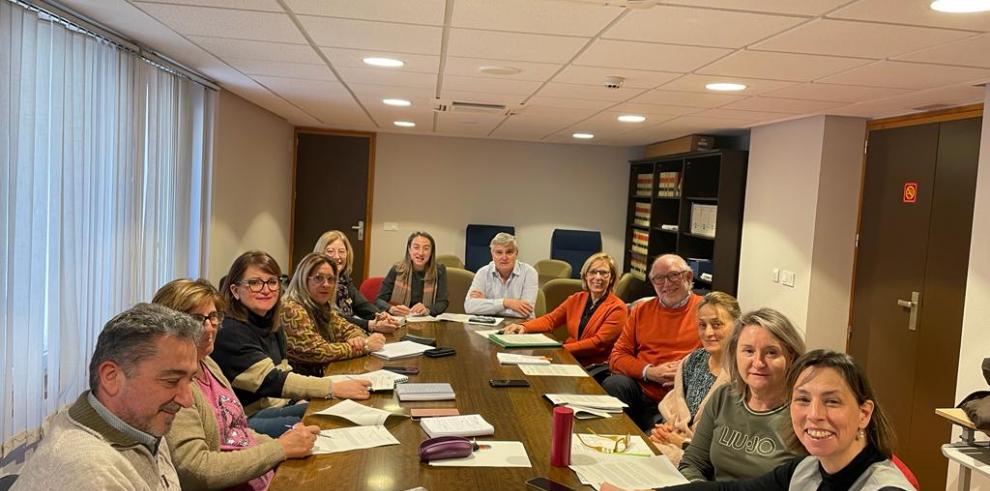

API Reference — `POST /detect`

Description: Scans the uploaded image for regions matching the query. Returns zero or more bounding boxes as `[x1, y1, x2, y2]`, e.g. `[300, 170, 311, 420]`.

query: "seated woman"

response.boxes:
[281, 252, 386, 376]
[502, 252, 626, 365]
[212, 250, 371, 439]
[678, 308, 806, 482]
[314, 230, 399, 334]
[604, 350, 916, 491]
[375, 231, 449, 316]
[649, 291, 740, 465]
[154, 279, 321, 491]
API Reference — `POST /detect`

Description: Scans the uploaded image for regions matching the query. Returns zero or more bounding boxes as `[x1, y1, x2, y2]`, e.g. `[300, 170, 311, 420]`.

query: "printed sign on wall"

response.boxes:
[903, 182, 918, 204]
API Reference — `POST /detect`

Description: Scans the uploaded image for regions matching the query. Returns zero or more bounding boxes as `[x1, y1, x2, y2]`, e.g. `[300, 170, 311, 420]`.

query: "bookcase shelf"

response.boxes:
[623, 149, 748, 296]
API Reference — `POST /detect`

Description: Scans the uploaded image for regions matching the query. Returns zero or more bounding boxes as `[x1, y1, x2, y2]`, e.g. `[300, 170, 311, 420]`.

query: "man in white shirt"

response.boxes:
[464, 232, 539, 318]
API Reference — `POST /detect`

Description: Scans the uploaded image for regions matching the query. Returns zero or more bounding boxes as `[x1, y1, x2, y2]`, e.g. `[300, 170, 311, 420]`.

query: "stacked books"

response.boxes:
[419, 414, 495, 438]
[635, 173, 652, 197]
[657, 171, 681, 197]
[632, 230, 649, 250]
[396, 383, 455, 401]
[633, 202, 651, 227]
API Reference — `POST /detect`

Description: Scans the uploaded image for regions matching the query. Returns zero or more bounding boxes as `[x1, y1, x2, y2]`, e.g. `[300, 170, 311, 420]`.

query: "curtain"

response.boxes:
[0, 1, 215, 461]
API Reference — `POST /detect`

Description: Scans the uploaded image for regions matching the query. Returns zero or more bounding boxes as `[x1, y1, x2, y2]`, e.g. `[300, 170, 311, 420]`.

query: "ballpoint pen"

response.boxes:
[285, 424, 332, 439]
[345, 375, 376, 393]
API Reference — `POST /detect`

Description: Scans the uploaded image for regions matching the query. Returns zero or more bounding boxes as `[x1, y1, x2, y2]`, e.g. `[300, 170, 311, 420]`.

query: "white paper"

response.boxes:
[311, 399, 407, 426]
[436, 313, 473, 322]
[473, 328, 502, 339]
[545, 394, 628, 412]
[327, 372, 398, 392]
[497, 352, 551, 365]
[569, 455, 687, 490]
[566, 404, 613, 420]
[370, 340, 434, 360]
[429, 441, 531, 468]
[419, 414, 494, 438]
[404, 314, 439, 323]
[491, 333, 560, 345]
[520, 364, 589, 377]
[310, 425, 400, 454]
[569, 434, 654, 466]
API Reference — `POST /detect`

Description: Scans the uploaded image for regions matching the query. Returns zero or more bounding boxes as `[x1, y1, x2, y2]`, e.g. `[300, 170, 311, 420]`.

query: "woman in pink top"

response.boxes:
[154, 279, 320, 491]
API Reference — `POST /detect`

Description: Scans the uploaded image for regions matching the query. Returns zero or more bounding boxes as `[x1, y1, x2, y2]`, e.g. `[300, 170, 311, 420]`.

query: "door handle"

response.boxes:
[352, 220, 365, 241]
[896, 291, 920, 332]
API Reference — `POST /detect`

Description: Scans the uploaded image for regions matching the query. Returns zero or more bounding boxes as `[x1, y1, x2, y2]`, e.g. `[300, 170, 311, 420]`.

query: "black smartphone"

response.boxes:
[382, 366, 419, 375]
[525, 477, 575, 491]
[424, 347, 456, 358]
[490, 379, 530, 388]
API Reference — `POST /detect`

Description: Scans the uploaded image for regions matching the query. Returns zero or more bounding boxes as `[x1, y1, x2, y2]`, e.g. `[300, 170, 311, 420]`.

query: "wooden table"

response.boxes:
[270, 321, 654, 491]
[937, 407, 990, 491]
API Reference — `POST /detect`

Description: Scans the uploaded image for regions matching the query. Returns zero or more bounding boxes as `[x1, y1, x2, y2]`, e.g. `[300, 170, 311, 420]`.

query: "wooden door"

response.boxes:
[849, 117, 980, 489]
[292, 131, 374, 282]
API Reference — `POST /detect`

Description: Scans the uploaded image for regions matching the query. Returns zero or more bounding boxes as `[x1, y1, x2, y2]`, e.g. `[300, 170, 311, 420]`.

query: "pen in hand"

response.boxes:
[284, 424, 332, 439]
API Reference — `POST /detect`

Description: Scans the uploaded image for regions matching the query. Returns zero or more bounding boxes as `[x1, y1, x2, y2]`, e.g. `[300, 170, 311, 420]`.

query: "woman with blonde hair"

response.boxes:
[375, 231, 449, 316]
[281, 252, 385, 376]
[314, 230, 399, 333]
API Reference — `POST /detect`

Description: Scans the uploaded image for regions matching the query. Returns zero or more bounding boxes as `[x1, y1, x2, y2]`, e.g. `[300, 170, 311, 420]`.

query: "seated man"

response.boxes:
[604, 254, 702, 431]
[14, 303, 201, 490]
[464, 232, 539, 319]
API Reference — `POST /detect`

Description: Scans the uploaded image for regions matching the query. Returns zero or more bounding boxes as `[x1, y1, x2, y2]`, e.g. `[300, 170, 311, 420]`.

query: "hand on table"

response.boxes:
[365, 333, 386, 351]
[370, 313, 399, 333]
[332, 379, 372, 400]
[346, 336, 367, 353]
[409, 303, 429, 315]
[502, 298, 534, 317]
[389, 304, 411, 316]
[278, 423, 320, 458]
[501, 323, 526, 334]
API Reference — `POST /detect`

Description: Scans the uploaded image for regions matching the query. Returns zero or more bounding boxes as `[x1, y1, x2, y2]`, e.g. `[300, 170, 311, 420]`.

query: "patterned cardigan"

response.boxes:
[280, 296, 368, 376]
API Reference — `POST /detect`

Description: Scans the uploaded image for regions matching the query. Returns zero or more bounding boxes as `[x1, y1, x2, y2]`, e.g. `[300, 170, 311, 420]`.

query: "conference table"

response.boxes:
[269, 320, 659, 491]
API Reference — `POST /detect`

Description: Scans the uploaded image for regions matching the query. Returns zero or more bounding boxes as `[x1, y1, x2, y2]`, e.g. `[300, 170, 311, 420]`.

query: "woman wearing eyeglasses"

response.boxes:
[314, 230, 400, 334]
[212, 251, 372, 439]
[154, 279, 321, 491]
[281, 253, 386, 377]
[376, 231, 449, 316]
[502, 252, 627, 366]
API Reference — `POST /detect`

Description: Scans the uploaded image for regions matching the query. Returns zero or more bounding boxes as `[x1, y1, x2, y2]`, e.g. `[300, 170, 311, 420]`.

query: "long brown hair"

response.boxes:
[395, 231, 438, 281]
[221, 250, 284, 329]
[285, 253, 339, 328]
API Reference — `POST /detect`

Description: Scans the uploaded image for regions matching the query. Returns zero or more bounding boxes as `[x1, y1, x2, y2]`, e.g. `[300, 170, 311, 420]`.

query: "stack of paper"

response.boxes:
[370, 340, 435, 360]
[404, 314, 439, 323]
[570, 434, 654, 464]
[419, 414, 494, 438]
[429, 441, 531, 468]
[566, 405, 613, 419]
[519, 364, 588, 377]
[544, 394, 627, 413]
[396, 383, 455, 401]
[488, 333, 562, 348]
[569, 455, 687, 490]
[497, 352, 551, 365]
[436, 313, 472, 322]
[311, 425, 400, 455]
[327, 369, 408, 392]
[311, 399, 408, 426]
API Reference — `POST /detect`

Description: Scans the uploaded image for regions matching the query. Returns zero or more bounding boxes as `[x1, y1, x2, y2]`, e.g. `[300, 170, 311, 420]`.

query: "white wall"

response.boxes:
[368, 133, 631, 276]
[948, 87, 990, 490]
[737, 115, 866, 349]
[207, 90, 294, 282]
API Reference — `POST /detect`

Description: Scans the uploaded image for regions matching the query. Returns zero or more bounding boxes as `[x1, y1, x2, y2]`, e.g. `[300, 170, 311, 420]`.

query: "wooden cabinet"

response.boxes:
[623, 150, 747, 296]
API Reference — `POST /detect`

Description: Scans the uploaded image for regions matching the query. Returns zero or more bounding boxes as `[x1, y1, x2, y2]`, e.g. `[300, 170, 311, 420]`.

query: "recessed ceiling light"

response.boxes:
[363, 57, 404, 68]
[393, 121, 416, 128]
[931, 0, 990, 12]
[572, 133, 595, 140]
[478, 65, 522, 76]
[706, 82, 747, 92]
[382, 98, 411, 107]
[617, 114, 647, 123]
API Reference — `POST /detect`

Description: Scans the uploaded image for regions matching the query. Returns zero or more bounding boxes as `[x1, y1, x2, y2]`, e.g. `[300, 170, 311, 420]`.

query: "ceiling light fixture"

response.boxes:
[393, 121, 416, 127]
[363, 57, 404, 68]
[383, 98, 411, 107]
[572, 132, 595, 140]
[930, 0, 990, 12]
[478, 65, 521, 76]
[705, 82, 747, 92]
[617, 114, 646, 123]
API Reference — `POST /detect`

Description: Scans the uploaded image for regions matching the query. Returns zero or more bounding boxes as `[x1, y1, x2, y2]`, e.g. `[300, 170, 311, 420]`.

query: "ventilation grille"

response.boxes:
[433, 100, 520, 116]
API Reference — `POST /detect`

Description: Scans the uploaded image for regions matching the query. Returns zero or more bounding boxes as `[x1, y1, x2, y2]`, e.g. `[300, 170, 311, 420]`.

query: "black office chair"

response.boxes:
[464, 224, 514, 272]
[550, 229, 602, 279]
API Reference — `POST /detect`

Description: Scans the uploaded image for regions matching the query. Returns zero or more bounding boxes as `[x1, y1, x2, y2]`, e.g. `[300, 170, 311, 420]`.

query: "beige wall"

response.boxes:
[207, 90, 294, 282]
[737, 115, 865, 350]
[367, 133, 631, 277]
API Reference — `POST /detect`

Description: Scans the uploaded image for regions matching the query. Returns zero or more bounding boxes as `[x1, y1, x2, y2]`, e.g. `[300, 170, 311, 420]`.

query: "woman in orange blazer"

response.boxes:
[503, 252, 627, 365]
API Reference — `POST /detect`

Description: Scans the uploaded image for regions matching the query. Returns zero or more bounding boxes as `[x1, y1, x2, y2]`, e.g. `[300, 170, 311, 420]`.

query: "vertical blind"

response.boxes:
[0, 0, 215, 460]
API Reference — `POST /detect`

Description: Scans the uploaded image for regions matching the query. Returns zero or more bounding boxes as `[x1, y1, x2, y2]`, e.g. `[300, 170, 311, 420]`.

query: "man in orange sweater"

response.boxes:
[604, 254, 702, 430]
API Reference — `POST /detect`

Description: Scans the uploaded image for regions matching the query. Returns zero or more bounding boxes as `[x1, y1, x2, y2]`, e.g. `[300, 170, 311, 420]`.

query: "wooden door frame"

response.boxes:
[289, 127, 377, 278]
[845, 103, 983, 350]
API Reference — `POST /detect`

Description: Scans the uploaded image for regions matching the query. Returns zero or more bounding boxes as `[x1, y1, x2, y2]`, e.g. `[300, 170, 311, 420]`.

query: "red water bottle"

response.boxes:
[550, 406, 574, 467]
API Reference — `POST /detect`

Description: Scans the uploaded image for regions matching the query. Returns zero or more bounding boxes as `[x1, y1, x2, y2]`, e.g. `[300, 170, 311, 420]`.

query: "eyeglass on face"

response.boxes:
[189, 311, 224, 325]
[586, 269, 611, 278]
[308, 274, 337, 285]
[649, 270, 686, 285]
[576, 431, 630, 454]
[239, 278, 280, 292]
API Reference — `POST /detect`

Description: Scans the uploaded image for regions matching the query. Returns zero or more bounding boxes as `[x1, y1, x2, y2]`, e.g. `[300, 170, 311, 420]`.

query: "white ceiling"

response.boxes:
[59, 0, 990, 146]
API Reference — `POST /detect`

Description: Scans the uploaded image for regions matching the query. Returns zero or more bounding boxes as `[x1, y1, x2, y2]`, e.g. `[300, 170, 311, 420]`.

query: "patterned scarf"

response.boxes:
[335, 273, 354, 317]
[389, 268, 436, 308]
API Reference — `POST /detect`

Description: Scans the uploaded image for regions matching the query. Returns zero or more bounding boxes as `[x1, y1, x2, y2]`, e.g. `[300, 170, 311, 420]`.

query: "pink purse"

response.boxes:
[418, 436, 474, 462]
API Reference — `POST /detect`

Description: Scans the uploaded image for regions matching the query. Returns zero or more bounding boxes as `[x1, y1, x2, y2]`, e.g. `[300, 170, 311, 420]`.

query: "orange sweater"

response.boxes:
[522, 292, 627, 365]
[608, 294, 702, 402]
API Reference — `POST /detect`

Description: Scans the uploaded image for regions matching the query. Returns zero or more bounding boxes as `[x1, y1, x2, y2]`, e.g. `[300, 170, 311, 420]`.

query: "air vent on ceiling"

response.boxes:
[434, 100, 520, 116]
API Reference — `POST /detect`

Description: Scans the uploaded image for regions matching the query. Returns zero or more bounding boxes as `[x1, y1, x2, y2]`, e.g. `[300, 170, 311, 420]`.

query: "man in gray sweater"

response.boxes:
[14, 303, 201, 490]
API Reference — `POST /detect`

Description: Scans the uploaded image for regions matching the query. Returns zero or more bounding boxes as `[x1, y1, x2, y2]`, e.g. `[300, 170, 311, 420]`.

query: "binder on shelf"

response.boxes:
[657, 171, 682, 198]
[630, 244, 648, 255]
[632, 230, 649, 248]
[634, 203, 651, 220]
[635, 173, 652, 197]
[690, 203, 717, 238]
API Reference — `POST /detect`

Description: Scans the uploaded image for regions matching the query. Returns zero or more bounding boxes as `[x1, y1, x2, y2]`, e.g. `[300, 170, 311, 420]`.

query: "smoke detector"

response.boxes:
[604, 76, 625, 89]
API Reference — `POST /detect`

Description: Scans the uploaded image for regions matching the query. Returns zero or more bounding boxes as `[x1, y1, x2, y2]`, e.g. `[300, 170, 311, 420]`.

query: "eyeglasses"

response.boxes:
[238, 278, 280, 292]
[308, 274, 337, 285]
[649, 270, 687, 285]
[576, 430, 630, 455]
[189, 311, 224, 325]
[586, 269, 612, 278]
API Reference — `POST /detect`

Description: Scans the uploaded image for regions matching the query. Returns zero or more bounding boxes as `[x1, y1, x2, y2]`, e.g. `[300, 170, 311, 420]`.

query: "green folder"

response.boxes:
[488, 333, 562, 348]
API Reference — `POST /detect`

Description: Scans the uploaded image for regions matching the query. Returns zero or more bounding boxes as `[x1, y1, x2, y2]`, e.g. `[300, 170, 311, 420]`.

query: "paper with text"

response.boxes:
[569, 455, 687, 490]
[311, 399, 407, 426]
[519, 364, 588, 377]
[497, 352, 551, 365]
[310, 425, 400, 454]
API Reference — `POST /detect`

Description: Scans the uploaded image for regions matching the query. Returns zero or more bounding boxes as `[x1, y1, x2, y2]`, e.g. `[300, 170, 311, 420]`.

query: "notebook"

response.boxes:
[419, 414, 494, 438]
[395, 383, 456, 401]
[327, 369, 409, 391]
[370, 340, 435, 360]
[488, 333, 562, 348]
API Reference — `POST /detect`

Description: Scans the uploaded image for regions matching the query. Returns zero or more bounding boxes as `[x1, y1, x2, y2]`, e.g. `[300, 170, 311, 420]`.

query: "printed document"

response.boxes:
[311, 399, 407, 426]
[371, 340, 435, 360]
[310, 425, 400, 454]
[569, 455, 687, 490]
[519, 364, 588, 377]
[419, 414, 494, 438]
[497, 352, 551, 365]
[544, 394, 628, 412]
[327, 371, 402, 392]
[429, 441, 531, 468]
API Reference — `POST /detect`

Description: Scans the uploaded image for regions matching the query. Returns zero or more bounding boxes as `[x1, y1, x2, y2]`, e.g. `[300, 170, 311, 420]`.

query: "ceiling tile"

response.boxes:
[817, 61, 990, 90]
[320, 47, 440, 73]
[226, 59, 334, 81]
[752, 19, 973, 59]
[580, 110, 679, 129]
[721, 96, 844, 114]
[444, 57, 561, 82]
[188, 36, 322, 64]
[658, 74, 795, 95]
[829, 85, 987, 118]
[286, 0, 446, 25]
[630, 89, 745, 108]
[829, 0, 990, 31]
[511, 105, 599, 123]
[697, 50, 872, 81]
[134, 3, 307, 43]
[365, 106, 436, 125]
[610, 102, 707, 116]
[452, 0, 623, 36]
[350, 84, 437, 100]
[692, 108, 794, 124]
[553, 66, 680, 89]
[253, 75, 350, 103]
[536, 82, 644, 102]
[574, 39, 731, 72]
[336, 66, 438, 88]
[524, 96, 617, 110]
[655, 0, 850, 17]
[895, 33, 990, 68]
[299, 16, 442, 54]
[605, 6, 804, 48]
[441, 75, 542, 96]
[447, 29, 588, 63]
[438, 89, 524, 106]
[136, 0, 281, 11]
[763, 83, 912, 102]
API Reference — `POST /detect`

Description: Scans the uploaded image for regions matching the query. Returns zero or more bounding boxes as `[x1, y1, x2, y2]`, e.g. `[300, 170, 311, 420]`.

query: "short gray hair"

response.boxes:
[88, 303, 203, 392]
[490, 232, 517, 250]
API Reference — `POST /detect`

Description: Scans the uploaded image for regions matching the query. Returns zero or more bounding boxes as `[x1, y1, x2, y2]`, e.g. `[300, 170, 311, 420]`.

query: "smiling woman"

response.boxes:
[375, 231, 450, 316]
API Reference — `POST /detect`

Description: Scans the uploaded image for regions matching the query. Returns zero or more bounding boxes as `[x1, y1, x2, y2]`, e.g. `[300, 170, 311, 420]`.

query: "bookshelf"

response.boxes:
[623, 149, 748, 296]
